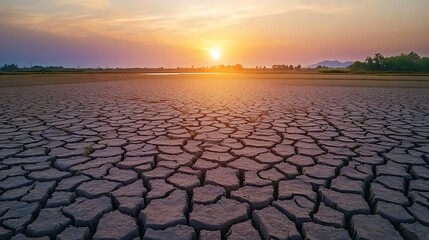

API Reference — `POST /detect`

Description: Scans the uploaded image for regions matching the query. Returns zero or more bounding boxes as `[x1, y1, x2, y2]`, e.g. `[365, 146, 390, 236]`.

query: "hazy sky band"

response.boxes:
[1, 0, 428, 67]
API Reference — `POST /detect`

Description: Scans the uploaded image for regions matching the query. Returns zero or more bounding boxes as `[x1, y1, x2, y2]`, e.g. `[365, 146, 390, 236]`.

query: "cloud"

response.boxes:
[0, 0, 353, 38]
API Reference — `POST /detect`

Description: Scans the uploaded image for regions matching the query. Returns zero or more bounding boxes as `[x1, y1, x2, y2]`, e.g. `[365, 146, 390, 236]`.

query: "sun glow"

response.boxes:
[210, 50, 221, 60]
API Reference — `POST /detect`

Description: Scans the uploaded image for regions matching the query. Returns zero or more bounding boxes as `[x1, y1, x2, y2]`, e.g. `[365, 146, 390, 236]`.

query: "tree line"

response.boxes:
[1, 64, 65, 72]
[349, 52, 429, 72]
[272, 64, 302, 71]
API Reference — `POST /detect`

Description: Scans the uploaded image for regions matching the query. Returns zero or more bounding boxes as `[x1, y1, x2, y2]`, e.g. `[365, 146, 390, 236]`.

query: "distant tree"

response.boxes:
[1, 64, 19, 71]
[365, 57, 374, 71]
[289, 65, 294, 70]
[295, 64, 302, 71]
[416, 57, 429, 72]
[373, 53, 385, 71]
[349, 52, 429, 72]
[348, 61, 366, 71]
[408, 51, 420, 60]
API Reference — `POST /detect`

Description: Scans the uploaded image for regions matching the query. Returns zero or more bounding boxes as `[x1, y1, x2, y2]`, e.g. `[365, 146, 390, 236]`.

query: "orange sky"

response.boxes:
[1, 0, 428, 67]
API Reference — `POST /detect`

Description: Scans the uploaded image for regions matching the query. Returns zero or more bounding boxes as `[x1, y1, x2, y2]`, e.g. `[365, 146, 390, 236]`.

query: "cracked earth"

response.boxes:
[0, 77, 429, 240]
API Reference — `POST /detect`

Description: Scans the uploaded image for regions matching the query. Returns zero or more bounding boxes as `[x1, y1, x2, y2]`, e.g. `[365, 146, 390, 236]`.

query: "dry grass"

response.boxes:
[83, 146, 94, 157]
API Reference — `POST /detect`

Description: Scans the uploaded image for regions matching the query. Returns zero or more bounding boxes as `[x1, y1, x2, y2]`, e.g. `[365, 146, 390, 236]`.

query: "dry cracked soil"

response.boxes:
[0, 75, 429, 240]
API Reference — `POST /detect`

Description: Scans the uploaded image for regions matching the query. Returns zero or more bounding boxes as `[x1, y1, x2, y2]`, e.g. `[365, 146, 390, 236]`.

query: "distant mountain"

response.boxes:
[307, 60, 354, 69]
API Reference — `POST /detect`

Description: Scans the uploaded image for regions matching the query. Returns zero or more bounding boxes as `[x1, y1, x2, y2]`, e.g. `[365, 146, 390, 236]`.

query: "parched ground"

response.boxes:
[0, 75, 429, 240]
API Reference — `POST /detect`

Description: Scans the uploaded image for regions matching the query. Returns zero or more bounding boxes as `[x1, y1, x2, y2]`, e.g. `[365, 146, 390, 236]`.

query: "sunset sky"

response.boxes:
[1, 0, 428, 68]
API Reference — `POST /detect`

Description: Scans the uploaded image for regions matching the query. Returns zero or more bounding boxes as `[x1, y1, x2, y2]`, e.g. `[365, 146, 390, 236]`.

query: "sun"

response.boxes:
[210, 50, 221, 60]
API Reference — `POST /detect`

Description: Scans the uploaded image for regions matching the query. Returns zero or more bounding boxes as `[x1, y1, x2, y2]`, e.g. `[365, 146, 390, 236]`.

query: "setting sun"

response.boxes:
[210, 50, 221, 60]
